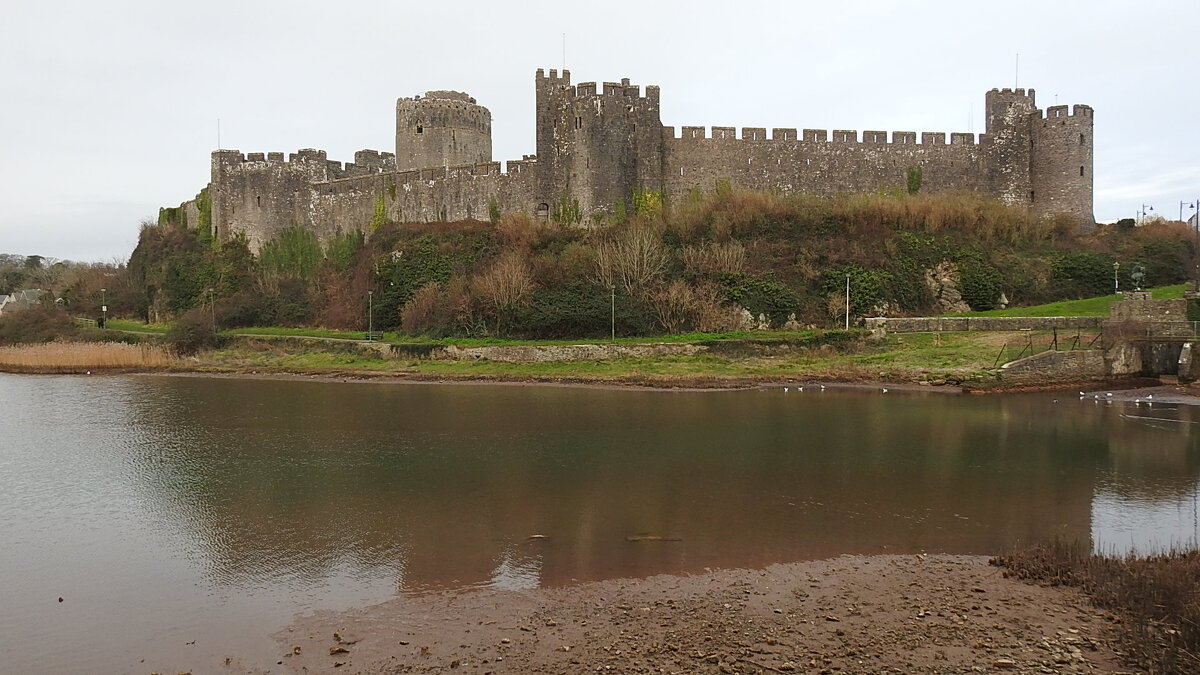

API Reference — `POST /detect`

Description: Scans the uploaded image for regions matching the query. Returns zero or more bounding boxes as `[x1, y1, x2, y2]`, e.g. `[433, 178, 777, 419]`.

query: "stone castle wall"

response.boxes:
[661, 126, 989, 202]
[176, 70, 1094, 252]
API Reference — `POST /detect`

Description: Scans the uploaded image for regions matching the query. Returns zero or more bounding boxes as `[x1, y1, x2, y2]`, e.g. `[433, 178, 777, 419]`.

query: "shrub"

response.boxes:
[165, 308, 218, 355]
[722, 274, 802, 326]
[1051, 252, 1115, 298]
[512, 282, 655, 338]
[0, 306, 76, 344]
[400, 282, 443, 335]
[259, 226, 322, 282]
[958, 262, 1004, 311]
[681, 241, 747, 278]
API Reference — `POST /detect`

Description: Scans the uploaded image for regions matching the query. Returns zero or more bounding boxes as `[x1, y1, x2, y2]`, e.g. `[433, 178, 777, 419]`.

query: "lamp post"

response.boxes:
[610, 284, 615, 341]
[1137, 204, 1155, 225]
[1113, 262, 1120, 295]
[844, 274, 850, 331]
[367, 290, 374, 336]
[1186, 199, 1200, 285]
[207, 288, 215, 333]
[100, 288, 106, 328]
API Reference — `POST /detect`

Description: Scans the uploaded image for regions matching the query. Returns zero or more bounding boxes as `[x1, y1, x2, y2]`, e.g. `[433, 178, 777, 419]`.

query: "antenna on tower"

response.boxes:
[562, 33, 566, 71]
[217, 118, 221, 149]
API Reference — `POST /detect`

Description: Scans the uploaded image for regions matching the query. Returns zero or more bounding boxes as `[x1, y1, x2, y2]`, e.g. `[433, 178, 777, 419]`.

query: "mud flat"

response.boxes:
[266, 555, 1123, 674]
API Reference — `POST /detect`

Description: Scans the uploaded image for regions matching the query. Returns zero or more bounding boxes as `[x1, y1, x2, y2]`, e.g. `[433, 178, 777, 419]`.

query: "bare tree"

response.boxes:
[592, 224, 670, 297]
[473, 251, 534, 331]
[649, 280, 696, 334]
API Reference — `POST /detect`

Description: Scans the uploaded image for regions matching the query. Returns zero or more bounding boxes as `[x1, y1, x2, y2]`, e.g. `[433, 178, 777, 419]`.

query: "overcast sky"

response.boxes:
[1, 0, 1195, 262]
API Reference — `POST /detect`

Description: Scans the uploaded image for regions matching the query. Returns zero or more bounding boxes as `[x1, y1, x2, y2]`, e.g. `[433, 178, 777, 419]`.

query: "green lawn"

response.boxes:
[198, 329, 1037, 386]
[950, 284, 1186, 317]
[107, 319, 831, 347]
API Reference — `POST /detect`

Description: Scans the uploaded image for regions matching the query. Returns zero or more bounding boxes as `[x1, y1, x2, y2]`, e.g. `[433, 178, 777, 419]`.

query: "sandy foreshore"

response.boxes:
[257, 554, 1125, 674]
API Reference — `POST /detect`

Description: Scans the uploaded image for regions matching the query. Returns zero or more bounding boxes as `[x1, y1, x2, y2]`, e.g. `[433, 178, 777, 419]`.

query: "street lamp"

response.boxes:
[100, 288, 106, 327]
[1113, 262, 1120, 295]
[1137, 204, 1155, 225]
[367, 290, 374, 336]
[1180, 200, 1197, 224]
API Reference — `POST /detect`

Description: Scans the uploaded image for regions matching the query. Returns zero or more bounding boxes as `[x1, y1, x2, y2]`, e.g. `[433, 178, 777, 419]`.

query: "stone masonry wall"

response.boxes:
[662, 128, 988, 202]
[1000, 349, 1106, 382]
[864, 316, 1104, 333]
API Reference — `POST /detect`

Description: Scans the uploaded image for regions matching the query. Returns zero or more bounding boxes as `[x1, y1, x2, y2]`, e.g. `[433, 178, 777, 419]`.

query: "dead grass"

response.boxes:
[0, 341, 177, 372]
[994, 541, 1200, 674]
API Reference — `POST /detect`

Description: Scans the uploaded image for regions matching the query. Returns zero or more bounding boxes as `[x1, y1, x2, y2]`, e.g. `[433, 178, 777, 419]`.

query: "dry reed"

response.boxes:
[995, 541, 1200, 674]
[0, 341, 176, 372]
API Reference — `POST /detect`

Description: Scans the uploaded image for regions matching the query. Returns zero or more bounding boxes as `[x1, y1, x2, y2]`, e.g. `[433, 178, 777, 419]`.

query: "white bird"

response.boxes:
[1106, 392, 1113, 397]
[798, 386, 804, 392]
[784, 387, 789, 393]
[1147, 394, 1154, 400]
[819, 384, 826, 391]
[1080, 391, 1086, 396]
[881, 387, 889, 393]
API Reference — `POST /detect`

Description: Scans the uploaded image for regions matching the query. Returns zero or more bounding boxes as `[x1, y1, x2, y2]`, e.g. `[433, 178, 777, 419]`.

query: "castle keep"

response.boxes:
[181, 69, 1094, 250]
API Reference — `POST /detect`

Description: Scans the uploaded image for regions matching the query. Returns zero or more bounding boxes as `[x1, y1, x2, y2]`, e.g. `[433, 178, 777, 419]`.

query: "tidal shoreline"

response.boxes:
[256, 554, 1123, 675]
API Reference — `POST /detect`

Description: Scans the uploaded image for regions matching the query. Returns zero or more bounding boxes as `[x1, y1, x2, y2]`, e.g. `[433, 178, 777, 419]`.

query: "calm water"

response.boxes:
[1, 374, 1198, 673]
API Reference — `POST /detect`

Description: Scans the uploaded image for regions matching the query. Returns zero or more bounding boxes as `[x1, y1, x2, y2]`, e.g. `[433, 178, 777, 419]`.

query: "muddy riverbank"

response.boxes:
[261, 554, 1124, 675]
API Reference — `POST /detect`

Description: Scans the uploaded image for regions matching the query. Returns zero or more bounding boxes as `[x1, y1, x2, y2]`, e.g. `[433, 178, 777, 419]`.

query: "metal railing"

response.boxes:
[993, 328, 1102, 368]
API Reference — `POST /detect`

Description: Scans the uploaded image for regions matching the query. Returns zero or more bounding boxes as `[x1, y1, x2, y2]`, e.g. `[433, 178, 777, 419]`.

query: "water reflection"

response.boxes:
[117, 377, 1200, 590]
[3, 374, 1198, 673]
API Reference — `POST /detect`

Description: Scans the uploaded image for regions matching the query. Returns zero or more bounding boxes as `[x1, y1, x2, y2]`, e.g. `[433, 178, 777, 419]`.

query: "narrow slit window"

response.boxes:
[1080, 166, 1085, 176]
[1079, 133, 1085, 144]
[416, 125, 423, 134]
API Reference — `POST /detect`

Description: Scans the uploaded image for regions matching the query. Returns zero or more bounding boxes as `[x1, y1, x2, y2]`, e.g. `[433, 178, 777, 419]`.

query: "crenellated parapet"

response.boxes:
[664, 127, 979, 146]
[395, 90, 492, 172]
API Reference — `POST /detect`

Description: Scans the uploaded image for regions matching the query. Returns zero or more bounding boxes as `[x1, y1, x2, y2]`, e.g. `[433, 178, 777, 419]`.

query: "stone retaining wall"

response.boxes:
[423, 342, 708, 363]
[864, 316, 1103, 333]
[999, 350, 1106, 382]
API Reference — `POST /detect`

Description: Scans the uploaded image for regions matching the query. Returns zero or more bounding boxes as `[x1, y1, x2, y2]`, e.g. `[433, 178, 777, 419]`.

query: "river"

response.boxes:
[1, 373, 1197, 673]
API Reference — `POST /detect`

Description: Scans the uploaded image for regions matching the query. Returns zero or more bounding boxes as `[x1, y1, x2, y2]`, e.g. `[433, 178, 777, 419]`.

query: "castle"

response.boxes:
[173, 69, 1094, 250]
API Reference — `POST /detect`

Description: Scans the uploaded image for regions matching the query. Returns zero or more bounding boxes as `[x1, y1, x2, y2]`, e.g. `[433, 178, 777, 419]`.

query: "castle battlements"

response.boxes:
[665, 126, 983, 146]
[179, 68, 1094, 253]
[1038, 104, 1093, 119]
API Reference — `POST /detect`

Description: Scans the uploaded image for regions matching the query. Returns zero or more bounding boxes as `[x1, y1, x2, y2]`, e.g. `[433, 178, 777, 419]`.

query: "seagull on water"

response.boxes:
[881, 387, 889, 393]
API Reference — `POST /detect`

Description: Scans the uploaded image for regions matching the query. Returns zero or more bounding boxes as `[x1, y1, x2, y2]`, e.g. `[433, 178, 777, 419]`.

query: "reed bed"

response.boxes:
[0, 341, 176, 372]
[994, 541, 1200, 674]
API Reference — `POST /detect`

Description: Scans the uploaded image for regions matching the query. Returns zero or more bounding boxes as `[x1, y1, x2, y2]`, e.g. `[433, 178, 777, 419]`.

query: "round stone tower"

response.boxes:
[395, 91, 492, 172]
[1030, 104, 1095, 228]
